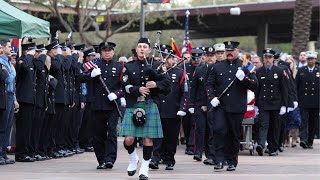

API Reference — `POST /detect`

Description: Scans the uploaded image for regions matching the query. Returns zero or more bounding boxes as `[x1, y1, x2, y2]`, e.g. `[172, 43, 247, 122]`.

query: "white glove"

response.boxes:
[293, 101, 298, 109]
[56, 47, 62, 55]
[254, 106, 259, 117]
[188, 108, 194, 114]
[91, 68, 101, 78]
[235, 69, 245, 81]
[40, 50, 47, 55]
[201, 106, 207, 112]
[120, 97, 126, 107]
[107, 92, 117, 101]
[279, 106, 286, 115]
[177, 111, 186, 117]
[287, 107, 294, 112]
[27, 49, 36, 56]
[210, 97, 220, 107]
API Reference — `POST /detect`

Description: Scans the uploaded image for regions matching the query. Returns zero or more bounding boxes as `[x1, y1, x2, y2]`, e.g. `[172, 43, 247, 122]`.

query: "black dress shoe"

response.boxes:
[139, 174, 148, 180]
[256, 145, 263, 156]
[15, 156, 35, 162]
[269, 151, 278, 156]
[0, 157, 6, 165]
[149, 161, 159, 169]
[3, 155, 15, 164]
[75, 148, 85, 154]
[97, 162, 107, 169]
[165, 164, 174, 170]
[34, 154, 46, 161]
[105, 162, 114, 169]
[278, 146, 284, 152]
[300, 141, 308, 149]
[226, 165, 236, 171]
[203, 158, 215, 165]
[193, 154, 202, 161]
[214, 162, 224, 172]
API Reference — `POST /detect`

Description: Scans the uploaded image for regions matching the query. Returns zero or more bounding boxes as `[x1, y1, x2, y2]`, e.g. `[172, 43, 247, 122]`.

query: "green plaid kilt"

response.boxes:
[120, 99, 163, 138]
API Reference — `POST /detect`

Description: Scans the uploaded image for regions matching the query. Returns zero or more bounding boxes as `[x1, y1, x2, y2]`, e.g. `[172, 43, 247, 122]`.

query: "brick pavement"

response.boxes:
[0, 139, 319, 180]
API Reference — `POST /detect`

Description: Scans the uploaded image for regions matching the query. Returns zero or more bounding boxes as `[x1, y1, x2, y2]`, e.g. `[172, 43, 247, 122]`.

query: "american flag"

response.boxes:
[83, 61, 98, 71]
[181, 10, 193, 54]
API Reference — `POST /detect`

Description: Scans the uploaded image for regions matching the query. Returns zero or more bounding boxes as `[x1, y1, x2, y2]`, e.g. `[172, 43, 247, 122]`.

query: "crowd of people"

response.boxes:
[0, 35, 319, 180]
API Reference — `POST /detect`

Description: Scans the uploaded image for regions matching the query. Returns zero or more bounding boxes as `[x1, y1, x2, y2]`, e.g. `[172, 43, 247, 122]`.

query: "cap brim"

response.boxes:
[88, 52, 96, 56]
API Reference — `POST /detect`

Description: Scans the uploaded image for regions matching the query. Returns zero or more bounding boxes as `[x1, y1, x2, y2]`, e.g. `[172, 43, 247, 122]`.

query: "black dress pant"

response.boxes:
[152, 118, 180, 165]
[211, 107, 243, 167]
[15, 103, 35, 158]
[300, 108, 319, 146]
[205, 109, 215, 161]
[92, 109, 118, 164]
[182, 112, 194, 151]
[194, 108, 206, 156]
[258, 109, 281, 153]
[79, 103, 93, 148]
[30, 107, 45, 155]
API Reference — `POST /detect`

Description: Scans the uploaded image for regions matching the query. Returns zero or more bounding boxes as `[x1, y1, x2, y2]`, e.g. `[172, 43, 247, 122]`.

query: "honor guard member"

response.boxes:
[188, 48, 208, 162]
[78, 48, 96, 152]
[255, 49, 289, 156]
[296, 51, 319, 149]
[272, 48, 298, 152]
[48, 41, 73, 157]
[88, 41, 125, 169]
[182, 49, 201, 155]
[213, 43, 226, 63]
[150, 45, 188, 170]
[30, 44, 49, 161]
[15, 42, 37, 162]
[69, 44, 86, 154]
[120, 37, 171, 180]
[206, 41, 258, 171]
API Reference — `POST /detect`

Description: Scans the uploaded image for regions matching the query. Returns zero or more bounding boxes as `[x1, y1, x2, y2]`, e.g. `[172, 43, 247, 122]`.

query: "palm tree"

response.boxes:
[291, 0, 313, 60]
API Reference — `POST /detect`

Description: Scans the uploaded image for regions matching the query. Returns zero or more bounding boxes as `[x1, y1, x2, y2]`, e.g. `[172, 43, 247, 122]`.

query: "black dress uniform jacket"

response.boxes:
[34, 54, 49, 108]
[16, 54, 36, 104]
[190, 64, 209, 107]
[296, 65, 319, 109]
[122, 58, 171, 108]
[158, 67, 188, 118]
[206, 58, 258, 113]
[90, 58, 125, 111]
[255, 65, 289, 110]
[71, 55, 84, 107]
[49, 54, 72, 105]
[0, 65, 8, 110]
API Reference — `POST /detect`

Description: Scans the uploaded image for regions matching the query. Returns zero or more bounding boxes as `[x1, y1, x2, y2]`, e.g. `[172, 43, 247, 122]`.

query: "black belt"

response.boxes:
[6, 92, 14, 96]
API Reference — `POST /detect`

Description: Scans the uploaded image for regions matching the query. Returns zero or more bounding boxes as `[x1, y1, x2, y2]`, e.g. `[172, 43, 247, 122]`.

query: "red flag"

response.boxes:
[83, 61, 97, 71]
[171, 38, 181, 58]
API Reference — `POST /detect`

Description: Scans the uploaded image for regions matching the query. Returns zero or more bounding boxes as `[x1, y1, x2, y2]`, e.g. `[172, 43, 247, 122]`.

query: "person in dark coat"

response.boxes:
[296, 51, 319, 149]
[150, 45, 188, 171]
[255, 48, 289, 156]
[206, 41, 258, 171]
[15, 42, 37, 162]
[120, 37, 171, 180]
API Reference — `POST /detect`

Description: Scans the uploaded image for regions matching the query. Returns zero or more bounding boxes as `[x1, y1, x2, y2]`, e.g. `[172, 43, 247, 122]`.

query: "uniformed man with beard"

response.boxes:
[206, 41, 257, 171]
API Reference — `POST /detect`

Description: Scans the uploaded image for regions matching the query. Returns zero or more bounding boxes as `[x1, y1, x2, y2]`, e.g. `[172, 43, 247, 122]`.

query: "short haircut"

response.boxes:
[0, 39, 10, 46]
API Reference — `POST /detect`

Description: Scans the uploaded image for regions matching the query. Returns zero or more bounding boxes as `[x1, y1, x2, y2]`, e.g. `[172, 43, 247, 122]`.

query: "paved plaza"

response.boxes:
[1, 139, 319, 180]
